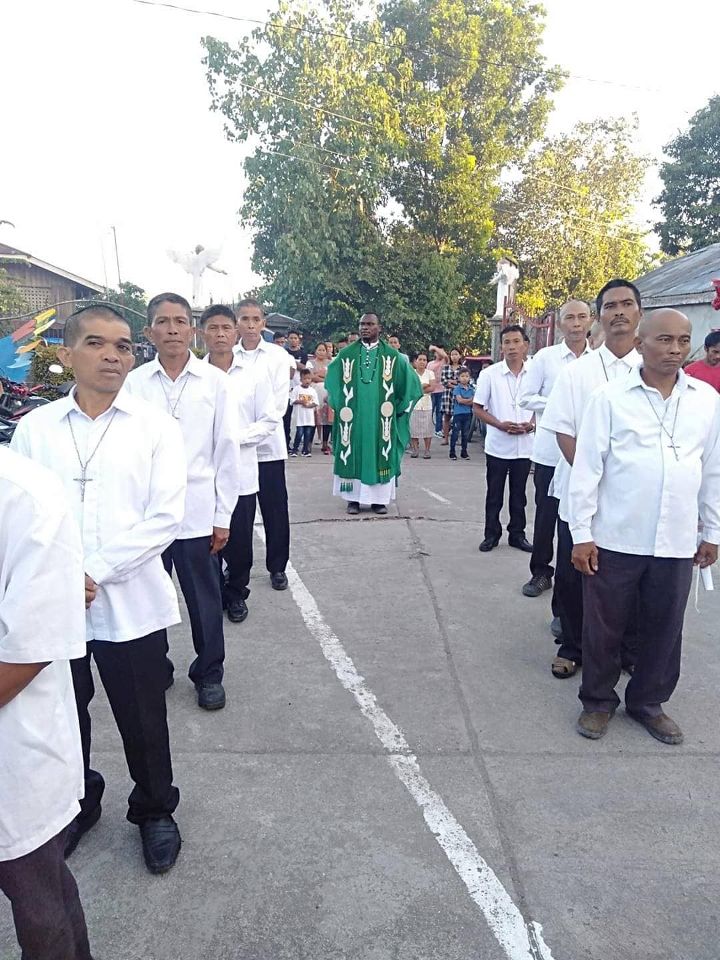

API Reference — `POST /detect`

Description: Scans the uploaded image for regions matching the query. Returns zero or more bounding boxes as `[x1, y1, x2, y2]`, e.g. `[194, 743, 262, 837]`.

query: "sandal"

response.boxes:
[410, 451, 419, 458]
[551, 656, 579, 679]
[423, 452, 431, 459]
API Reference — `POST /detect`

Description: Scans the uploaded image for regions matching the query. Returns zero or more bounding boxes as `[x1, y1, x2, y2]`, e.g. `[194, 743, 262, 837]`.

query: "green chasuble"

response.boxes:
[325, 340, 423, 489]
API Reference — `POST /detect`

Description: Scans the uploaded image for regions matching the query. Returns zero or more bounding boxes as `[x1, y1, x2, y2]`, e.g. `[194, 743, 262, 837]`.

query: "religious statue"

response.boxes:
[167, 244, 227, 306]
[489, 257, 519, 319]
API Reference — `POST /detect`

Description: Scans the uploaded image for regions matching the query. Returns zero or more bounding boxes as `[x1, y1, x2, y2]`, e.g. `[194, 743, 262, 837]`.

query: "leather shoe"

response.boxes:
[576, 710, 614, 740]
[270, 571, 288, 590]
[196, 682, 226, 711]
[139, 816, 181, 874]
[522, 574, 552, 597]
[509, 536, 533, 552]
[64, 805, 101, 859]
[227, 599, 248, 623]
[627, 710, 683, 744]
[371, 503, 388, 515]
[346, 501, 360, 515]
[479, 538, 499, 552]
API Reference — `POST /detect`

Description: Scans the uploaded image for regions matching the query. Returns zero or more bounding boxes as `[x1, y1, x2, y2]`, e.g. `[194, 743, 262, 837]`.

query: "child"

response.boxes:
[450, 369, 474, 460]
[290, 369, 319, 457]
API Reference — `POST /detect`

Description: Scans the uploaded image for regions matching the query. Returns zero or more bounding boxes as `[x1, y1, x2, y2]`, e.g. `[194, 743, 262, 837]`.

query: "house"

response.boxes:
[634, 244, 720, 357]
[0, 243, 105, 338]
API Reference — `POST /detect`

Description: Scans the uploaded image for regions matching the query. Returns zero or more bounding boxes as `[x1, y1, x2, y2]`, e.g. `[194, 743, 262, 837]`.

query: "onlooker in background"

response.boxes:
[324, 340, 335, 358]
[684, 330, 720, 392]
[450, 368, 474, 460]
[473, 325, 535, 552]
[440, 349, 468, 446]
[336, 337, 349, 352]
[290, 369, 319, 457]
[409, 351, 435, 459]
[308, 342, 333, 454]
[388, 335, 410, 362]
[588, 319, 604, 350]
[347, 332, 360, 343]
[272, 331, 287, 349]
[428, 344, 448, 437]
[284, 330, 307, 446]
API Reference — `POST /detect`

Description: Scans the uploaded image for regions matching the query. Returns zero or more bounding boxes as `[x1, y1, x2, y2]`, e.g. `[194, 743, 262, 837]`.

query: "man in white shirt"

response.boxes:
[227, 298, 294, 594]
[519, 300, 592, 600]
[541, 280, 643, 680]
[199, 304, 281, 624]
[568, 309, 720, 743]
[12, 305, 186, 875]
[125, 293, 241, 711]
[473, 324, 535, 552]
[0, 448, 93, 960]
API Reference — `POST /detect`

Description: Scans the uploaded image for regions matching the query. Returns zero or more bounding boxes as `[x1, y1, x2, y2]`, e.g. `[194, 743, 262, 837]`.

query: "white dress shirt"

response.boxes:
[519, 340, 590, 466]
[125, 352, 241, 536]
[234, 339, 294, 462]
[541, 344, 641, 521]
[12, 390, 185, 643]
[0, 449, 86, 860]
[568, 367, 720, 557]
[473, 360, 534, 459]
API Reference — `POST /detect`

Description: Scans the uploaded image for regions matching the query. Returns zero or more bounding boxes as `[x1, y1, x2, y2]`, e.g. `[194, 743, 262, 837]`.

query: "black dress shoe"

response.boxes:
[346, 501, 360, 515]
[196, 682, 226, 711]
[227, 599, 248, 623]
[479, 538, 499, 552]
[508, 536, 533, 552]
[270, 571, 288, 590]
[64, 805, 102, 859]
[371, 503, 388, 515]
[139, 816, 181, 874]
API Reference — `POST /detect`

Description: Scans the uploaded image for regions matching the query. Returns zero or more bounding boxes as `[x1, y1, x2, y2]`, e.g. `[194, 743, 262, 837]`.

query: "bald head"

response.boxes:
[559, 298, 592, 347]
[636, 308, 692, 379]
[637, 308, 691, 341]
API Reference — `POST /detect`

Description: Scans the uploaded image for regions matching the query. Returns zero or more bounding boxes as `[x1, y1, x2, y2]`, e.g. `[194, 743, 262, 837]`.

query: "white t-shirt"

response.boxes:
[414, 368, 435, 411]
[0, 448, 86, 861]
[290, 384, 319, 426]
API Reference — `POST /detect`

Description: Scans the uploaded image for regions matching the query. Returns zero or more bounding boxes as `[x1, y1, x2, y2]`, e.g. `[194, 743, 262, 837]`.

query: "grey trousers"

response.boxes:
[579, 549, 693, 716]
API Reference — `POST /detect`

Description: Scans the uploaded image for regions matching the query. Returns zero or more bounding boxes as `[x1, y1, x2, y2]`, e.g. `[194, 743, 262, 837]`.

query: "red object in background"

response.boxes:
[712, 278, 720, 311]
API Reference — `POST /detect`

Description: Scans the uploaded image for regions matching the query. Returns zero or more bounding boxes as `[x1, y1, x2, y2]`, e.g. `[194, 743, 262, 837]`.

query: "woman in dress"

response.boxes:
[308, 342, 333, 453]
[440, 348, 468, 445]
[409, 351, 435, 459]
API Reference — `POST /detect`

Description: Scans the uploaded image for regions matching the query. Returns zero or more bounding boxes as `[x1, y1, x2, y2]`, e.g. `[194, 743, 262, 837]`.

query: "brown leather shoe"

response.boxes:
[627, 710, 683, 745]
[576, 710, 613, 740]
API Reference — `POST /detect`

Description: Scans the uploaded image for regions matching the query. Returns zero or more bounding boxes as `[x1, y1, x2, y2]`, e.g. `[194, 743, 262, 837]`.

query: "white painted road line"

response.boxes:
[419, 486, 452, 505]
[256, 526, 555, 960]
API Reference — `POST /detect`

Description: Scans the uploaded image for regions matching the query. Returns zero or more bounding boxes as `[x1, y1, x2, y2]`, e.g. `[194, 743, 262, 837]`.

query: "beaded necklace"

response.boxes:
[359, 343, 380, 384]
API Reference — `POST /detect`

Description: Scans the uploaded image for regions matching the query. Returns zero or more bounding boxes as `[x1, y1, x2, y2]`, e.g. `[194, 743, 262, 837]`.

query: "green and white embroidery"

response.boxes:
[339, 357, 355, 467]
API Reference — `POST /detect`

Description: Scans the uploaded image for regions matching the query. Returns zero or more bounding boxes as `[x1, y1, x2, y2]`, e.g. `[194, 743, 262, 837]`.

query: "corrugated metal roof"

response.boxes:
[635, 243, 720, 303]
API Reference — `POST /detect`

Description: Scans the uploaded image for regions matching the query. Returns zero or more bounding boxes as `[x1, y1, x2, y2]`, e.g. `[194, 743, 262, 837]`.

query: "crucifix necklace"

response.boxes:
[159, 373, 190, 418]
[642, 389, 681, 461]
[68, 409, 118, 501]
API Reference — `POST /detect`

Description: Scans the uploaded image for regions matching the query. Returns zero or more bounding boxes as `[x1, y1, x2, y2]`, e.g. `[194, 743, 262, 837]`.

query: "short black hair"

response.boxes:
[411, 350, 427, 361]
[596, 278, 642, 313]
[705, 331, 720, 350]
[300, 367, 313, 377]
[288, 329, 302, 337]
[147, 292, 192, 324]
[199, 304, 236, 327]
[63, 304, 129, 347]
[500, 323, 530, 343]
[272, 331, 285, 342]
[236, 298, 264, 315]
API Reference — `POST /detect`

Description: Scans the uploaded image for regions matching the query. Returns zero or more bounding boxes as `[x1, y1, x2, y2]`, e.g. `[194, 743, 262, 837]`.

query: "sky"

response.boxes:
[1, 0, 717, 309]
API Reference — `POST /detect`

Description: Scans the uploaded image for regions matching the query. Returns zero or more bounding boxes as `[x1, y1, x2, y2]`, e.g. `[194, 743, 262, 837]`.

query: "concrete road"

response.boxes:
[3, 439, 719, 960]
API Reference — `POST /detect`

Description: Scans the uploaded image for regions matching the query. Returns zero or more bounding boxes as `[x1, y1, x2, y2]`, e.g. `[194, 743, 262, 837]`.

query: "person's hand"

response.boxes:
[694, 540, 718, 568]
[521, 421, 535, 433]
[210, 527, 230, 555]
[84, 574, 97, 609]
[498, 421, 518, 433]
[572, 542, 599, 575]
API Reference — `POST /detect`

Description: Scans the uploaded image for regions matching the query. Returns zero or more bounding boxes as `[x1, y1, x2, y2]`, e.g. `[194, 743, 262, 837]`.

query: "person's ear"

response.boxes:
[143, 325, 155, 345]
[56, 346, 73, 370]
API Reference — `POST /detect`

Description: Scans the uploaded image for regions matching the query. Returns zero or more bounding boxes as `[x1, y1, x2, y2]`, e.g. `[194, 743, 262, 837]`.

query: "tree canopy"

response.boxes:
[655, 95, 720, 255]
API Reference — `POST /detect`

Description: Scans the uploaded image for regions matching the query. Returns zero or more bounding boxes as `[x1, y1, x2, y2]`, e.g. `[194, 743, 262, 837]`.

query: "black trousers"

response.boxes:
[223, 459, 290, 601]
[555, 521, 640, 668]
[484, 454, 531, 541]
[163, 537, 224, 684]
[450, 414, 471, 454]
[70, 631, 179, 825]
[282, 402, 293, 448]
[530, 463, 558, 580]
[0, 828, 93, 960]
[580, 549, 693, 716]
[292, 425, 314, 455]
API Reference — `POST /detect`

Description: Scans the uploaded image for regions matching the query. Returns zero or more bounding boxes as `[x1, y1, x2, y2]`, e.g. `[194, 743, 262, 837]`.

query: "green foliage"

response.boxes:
[655, 95, 720, 255]
[0, 268, 28, 333]
[202, 0, 563, 346]
[75, 282, 148, 339]
[29, 344, 75, 388]
[496, 118, 651, 313]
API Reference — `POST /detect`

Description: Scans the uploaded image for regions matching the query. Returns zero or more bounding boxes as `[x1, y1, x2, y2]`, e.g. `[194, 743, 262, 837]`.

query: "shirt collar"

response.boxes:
[500, 359, 526, 376]
[560, 339, 590, 360]
[148, 351, 200, 381]
[234, 337, 268, 356]
[598, 343, 638, 368]
[58, 384, 135, 421]
[625, 365, 695, 395]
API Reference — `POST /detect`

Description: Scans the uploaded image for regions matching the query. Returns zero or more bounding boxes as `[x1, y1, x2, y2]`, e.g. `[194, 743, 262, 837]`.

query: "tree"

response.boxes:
[76, 281, 148, 339]
[0, 268, 28, 333]
[202, 0, 563, 344]
[496, 118, 651, 314]
[655, 95, 720, 255]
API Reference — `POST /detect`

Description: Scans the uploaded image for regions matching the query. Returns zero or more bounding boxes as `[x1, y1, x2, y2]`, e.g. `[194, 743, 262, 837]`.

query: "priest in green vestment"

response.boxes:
[325, 313, 423, 515]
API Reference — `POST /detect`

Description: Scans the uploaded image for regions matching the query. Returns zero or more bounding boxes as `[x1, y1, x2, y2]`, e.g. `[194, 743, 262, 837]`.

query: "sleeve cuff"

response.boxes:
[84, 552, 113, 586]
[700, 525, 720, 545]
[570, 524, 593, 545]
[213, 512, 232, 529]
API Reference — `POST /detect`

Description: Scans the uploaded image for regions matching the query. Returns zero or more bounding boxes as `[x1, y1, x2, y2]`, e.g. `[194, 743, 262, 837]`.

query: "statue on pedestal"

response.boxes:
[489, 257, 519, 319]
[167, 244, 228, 306]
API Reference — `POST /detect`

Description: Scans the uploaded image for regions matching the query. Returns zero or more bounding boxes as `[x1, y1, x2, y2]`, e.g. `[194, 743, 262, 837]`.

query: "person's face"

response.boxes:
[300, 372, 313, 387]
[388, 336, 401, 350]
[237, 306, 266, 345]
[145, 301, 194, 360]
[637, 312, 691, 377]
[559, 301, 592, 343]
[338, 339, 348, 350]
[325, 341, 334, 355]
[599, 287, 642, 339]
[458, 372, 471, 387]
[315, 343, 328, 360]
[706, 343, 720, 367]
[58, 316, 135, 393]
[201, 314, 237, 353]
[288, 333, 301, 350]
[359, 314, 381, 342]
[501, 332, 526, 362]
[274, 335, 287, 349]
[414, 353, 427, 372]
[348, 332, 359, 342]
[450, 349, 461, 365]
